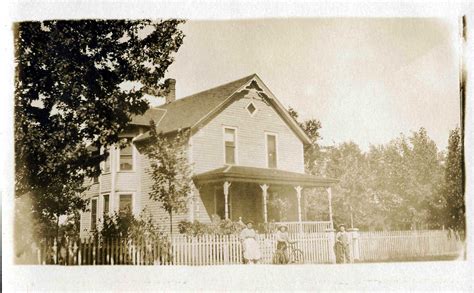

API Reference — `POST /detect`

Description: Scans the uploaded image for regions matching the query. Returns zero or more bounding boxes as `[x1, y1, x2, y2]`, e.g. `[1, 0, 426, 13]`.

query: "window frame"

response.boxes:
[102, 194, 110, 216]
[117, 193, 134, 215]
[117, 138, 135, 172]
[223, 126, 238, 165]
[102, 146, 112, 174]
[265, 132, 278, 169]
[90, 197, 98, 231]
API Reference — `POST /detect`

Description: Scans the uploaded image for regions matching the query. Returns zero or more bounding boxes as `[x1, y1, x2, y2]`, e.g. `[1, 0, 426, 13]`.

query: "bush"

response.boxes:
[178, 215, 246, 236]
[93, 209, 165, 241]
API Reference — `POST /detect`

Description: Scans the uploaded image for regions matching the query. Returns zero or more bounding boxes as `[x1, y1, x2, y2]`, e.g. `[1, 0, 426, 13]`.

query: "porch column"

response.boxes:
[260, 184, 269, 223]
[294, 186, 303, 223]
[327, 187, 334, 229]
[295, 186, 303, 233]
[223, 181, 231, 220]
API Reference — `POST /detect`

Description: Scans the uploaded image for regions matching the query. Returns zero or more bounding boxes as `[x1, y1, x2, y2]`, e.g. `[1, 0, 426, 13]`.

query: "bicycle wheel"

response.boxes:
[290, 249, 304, 264]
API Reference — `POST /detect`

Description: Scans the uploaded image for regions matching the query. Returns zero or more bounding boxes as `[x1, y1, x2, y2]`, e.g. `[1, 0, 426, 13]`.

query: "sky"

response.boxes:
[162, 18, 461, 152]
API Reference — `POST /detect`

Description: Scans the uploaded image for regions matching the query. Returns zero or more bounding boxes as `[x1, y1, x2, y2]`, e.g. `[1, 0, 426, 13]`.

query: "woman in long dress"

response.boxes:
[240, 221, 261, 264]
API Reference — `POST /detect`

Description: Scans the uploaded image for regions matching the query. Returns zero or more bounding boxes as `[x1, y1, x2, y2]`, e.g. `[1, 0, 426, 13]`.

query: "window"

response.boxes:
[103, 194, 109, 216]
[224, 128, 236, 165]
[119, 194, 133, 214]
[266, 134, 277, 168]
[93, 151, 100, 183]
[119, 139, 133, 171]
[104, 148, 111, 173]
[246, 102, 257, 116]
[91, 198, 98, 230]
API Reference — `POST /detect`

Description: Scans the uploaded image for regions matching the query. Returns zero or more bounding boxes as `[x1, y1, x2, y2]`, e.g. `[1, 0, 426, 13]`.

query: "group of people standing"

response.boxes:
[239, 220, 352, 265]
[238, 221, 294, 264]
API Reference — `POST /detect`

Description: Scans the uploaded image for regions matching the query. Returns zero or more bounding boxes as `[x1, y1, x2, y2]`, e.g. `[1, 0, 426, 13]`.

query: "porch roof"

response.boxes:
[193, 165, 339, 187]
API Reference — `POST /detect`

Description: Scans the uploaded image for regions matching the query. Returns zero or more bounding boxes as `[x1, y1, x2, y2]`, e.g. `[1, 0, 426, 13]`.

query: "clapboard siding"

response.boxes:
[84, 180, 100, 198]
[191, 96, 305, 174]
[100, 173, 111, 192]
[193, 187, 212, 223]
[80, 79, 307, 235]
[138, 151, 191, 232]
[115, 172, 139, 191]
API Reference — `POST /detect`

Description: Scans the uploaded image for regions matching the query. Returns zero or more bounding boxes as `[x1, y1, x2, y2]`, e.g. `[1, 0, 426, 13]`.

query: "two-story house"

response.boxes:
[80, 74, 338, 236]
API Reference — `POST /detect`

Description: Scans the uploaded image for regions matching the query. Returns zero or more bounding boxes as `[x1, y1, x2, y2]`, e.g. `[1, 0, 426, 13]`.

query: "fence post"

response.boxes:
[224, 235, 229, 265]
[326, 228, 336, 264]
[348, 228, 360, 262]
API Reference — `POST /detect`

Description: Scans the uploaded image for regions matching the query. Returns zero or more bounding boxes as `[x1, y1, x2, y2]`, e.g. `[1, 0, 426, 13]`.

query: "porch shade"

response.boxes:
[193, 165, 338, 187]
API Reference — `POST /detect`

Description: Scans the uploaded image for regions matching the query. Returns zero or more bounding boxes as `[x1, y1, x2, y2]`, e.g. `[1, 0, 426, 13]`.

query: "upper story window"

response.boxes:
[104, 147, 111, 173]
[119, 138, 134, 171]
[91, 197, 98, 231]
[119, 194, 133, 214]
[224, 127, 236, 165]
[266, 133, 278, 169]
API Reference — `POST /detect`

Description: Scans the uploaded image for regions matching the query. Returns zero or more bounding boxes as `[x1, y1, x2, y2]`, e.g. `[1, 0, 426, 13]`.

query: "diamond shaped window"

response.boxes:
[246, 102, 256, 115]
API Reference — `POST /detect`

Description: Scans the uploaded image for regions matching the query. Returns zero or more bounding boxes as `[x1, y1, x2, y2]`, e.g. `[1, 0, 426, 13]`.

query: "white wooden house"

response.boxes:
[80, 74, 338, 236]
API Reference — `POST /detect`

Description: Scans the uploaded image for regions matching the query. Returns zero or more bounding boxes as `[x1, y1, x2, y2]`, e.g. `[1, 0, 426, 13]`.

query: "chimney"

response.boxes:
[165, 78, 176, 104]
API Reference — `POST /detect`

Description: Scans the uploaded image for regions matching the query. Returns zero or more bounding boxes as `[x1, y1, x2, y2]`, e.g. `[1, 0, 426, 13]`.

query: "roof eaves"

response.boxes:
[252, 75, 312, 145]
[190, 74, 257, 131]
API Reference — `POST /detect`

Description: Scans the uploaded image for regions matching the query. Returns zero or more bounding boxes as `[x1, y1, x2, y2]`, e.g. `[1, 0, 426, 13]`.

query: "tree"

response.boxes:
[143, 121, 193, 234]
[287, 106, 323, 174]
[364, 128, 444, 230]
[442, 127, 465, 231]
[14, 20, 185, 236]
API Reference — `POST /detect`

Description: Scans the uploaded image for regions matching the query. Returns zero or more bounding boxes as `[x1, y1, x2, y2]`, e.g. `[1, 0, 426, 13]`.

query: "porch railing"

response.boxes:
[271, 221, 332, 234]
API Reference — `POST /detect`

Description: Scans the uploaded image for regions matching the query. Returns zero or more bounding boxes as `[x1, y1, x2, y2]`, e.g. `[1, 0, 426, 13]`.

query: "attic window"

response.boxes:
[246, 102, 257, 116]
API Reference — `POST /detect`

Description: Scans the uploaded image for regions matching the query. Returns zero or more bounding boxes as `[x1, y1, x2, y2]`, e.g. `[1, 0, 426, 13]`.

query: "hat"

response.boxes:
[338, 224, 346, 228]
[246, 220, 254, 225]
[278, 225, 288, 230]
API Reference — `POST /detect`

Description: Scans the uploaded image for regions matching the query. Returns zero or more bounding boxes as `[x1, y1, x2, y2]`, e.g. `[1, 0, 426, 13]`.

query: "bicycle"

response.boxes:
[273, 242, 304, 264]
[288, 242, 304, 264]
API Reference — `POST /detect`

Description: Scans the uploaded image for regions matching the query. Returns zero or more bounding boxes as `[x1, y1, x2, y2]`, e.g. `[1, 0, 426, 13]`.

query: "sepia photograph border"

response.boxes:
[1, 0, 473, 291]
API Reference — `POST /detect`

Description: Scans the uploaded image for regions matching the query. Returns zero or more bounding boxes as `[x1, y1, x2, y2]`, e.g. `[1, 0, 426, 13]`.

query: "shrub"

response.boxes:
[93, 209, 165, 241]
[178, 215, 246, 236]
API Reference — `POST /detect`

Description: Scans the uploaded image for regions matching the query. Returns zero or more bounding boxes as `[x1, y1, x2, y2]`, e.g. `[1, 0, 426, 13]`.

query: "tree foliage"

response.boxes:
[442, 127, 465, 231]
[289, 107, 458, 231]
[94, 210, 164, 240]
[143, 121, 193, 234]
[288, 106, 323, 174]
[14, 20, 185, 223]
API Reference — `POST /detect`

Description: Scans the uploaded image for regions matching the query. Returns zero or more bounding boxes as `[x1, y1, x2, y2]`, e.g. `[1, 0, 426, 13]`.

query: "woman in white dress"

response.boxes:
[239, 221, 261, 264]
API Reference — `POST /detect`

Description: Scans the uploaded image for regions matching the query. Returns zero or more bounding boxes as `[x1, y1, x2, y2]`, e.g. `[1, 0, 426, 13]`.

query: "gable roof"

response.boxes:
[130, 74, 255, 131]
[132, 74, 311, 144]
[130, 108, 166, 126]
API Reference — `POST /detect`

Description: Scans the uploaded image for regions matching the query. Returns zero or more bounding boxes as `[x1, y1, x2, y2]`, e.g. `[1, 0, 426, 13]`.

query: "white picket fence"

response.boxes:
[171, 233, 331, 265]
[35, 229, 463, 265]
[356, 230, 463, 262]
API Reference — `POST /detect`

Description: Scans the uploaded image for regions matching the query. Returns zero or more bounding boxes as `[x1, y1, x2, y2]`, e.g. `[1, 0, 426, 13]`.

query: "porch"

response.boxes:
[191, 165, 339, 232]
